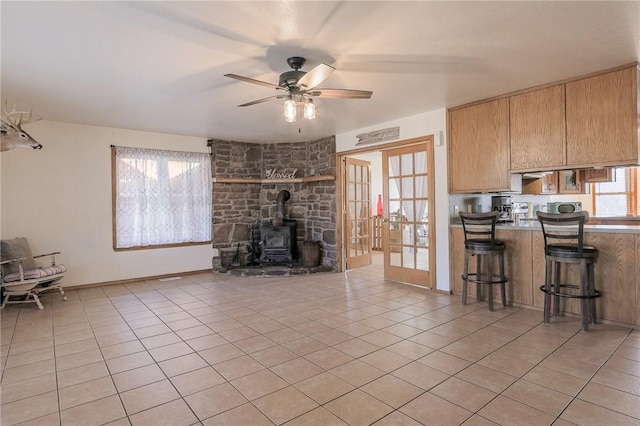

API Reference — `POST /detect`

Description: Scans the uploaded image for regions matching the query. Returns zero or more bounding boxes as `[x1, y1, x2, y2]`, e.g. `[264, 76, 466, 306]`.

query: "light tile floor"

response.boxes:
[1, 254, 640, 425]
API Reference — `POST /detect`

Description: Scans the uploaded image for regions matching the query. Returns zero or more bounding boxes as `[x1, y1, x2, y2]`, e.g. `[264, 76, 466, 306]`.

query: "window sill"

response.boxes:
[589, 216, 640, 225]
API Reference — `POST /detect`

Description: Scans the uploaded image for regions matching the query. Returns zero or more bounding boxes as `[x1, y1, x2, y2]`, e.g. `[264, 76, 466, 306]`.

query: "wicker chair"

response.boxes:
[1, 237, 67, 309]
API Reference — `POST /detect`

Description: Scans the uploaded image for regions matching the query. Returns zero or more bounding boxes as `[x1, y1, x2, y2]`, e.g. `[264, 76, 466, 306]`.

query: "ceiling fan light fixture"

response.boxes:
[226, 56, 372, 123]
[284, 96, 297, 122]
[304, 99, 316, 120]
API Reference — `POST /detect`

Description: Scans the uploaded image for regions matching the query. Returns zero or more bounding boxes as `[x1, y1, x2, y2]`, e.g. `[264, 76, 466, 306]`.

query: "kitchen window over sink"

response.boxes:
[591, 167, 638, 217]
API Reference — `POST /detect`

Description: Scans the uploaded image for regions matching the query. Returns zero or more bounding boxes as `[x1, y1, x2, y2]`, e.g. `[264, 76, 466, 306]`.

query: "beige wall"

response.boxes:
[1, 121, 213, 287]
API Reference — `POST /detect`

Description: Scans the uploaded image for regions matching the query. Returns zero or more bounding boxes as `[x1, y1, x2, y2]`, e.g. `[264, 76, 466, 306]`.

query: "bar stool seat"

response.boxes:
[537, 211, 601, 331]
[459, 211, 508, 311]
[465, 239, 506, 251]
[545, 244, 598, 259]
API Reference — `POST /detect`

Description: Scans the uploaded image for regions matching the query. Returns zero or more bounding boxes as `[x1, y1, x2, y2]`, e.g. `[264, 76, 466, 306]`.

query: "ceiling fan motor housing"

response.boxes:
[279, 70, 306, 88]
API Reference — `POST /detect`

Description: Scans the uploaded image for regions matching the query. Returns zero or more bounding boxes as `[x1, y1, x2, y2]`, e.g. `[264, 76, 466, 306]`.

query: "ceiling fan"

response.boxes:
[224, 56, 373, 122]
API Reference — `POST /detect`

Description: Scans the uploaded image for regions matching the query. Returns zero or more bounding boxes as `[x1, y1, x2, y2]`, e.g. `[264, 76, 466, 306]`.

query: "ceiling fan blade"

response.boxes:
[308, 88, 373, 99]
[224, 73, 281, 90]
[296, 63, 335, 90]
[238, 95, 284, 107]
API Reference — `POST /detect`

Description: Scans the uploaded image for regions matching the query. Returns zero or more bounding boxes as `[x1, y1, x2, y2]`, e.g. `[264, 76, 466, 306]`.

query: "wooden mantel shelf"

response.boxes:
[213, 175, 335, 184]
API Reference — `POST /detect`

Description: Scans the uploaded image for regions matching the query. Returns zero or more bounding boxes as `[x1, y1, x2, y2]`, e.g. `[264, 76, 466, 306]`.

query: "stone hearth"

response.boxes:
[214, 263, 334, 277]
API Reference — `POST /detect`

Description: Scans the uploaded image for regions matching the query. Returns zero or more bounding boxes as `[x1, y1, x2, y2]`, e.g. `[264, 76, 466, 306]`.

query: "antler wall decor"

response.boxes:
[1, 101, 43, 152]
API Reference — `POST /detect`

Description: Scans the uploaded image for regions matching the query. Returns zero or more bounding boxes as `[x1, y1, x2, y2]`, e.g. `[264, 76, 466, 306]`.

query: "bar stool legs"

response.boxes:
[541, 256, 601, 332]
[461, 250, 507, 311]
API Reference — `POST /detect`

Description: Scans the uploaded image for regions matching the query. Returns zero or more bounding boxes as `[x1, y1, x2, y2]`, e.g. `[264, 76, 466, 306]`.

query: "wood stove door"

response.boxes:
[345, 157, 372, 269]
[383, 142, 434, 287]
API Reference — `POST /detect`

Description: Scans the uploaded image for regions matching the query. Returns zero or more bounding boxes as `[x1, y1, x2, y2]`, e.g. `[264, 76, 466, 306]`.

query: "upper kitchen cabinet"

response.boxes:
[522, 171, 558, 195]
[566, 66, 639, 167]
[510, 85, 566, 171]
[448, 98, 510, 193]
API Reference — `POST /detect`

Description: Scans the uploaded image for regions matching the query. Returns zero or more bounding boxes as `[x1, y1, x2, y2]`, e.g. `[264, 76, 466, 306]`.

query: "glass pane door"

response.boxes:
[383, 143, 434, 287]
[345, 157, 372, 269]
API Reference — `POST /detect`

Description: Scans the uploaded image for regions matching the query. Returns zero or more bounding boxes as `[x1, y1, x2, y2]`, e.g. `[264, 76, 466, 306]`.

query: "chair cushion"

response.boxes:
[1, 238, 37, 274]
[546, 243, 598, 259]
[2, 264, 66, 283]
[465, 239, 505, 251]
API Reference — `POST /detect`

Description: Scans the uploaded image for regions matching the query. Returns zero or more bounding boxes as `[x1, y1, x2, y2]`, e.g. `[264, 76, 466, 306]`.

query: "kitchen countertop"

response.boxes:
[450, 220, 640, 233]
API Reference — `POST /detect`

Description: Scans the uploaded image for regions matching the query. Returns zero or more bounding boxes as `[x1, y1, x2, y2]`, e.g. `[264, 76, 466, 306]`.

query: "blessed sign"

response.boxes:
[265, 169, 298, 180]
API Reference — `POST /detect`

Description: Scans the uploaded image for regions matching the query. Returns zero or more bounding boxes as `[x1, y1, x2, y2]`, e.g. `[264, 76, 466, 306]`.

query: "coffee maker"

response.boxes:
[491, 195, 513, 223]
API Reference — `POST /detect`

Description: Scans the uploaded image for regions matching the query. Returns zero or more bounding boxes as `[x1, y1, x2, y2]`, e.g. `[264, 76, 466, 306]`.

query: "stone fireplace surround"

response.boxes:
[210, 137, 337, 271]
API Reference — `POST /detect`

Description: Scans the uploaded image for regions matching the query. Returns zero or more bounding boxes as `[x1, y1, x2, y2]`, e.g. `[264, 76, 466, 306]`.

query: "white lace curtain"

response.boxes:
[113, 146, 212, 248]
[389, 151, 428, 224]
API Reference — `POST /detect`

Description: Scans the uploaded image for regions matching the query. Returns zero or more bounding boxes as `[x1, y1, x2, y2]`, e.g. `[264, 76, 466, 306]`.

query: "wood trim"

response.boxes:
[111, 147, 117, 250]
[449, 62, 639, 111]
[212, 175, 335, 184]
[587, 217, 640, 225]
[336, 154, 345, 271]
[339, 135, 433, 156]
[630, 167, 638, 215]
[63, 269, 212, 290]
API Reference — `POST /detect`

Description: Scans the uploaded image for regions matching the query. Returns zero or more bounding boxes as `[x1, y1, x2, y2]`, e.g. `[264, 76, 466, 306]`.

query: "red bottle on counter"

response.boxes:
[377, 194, 383, 216]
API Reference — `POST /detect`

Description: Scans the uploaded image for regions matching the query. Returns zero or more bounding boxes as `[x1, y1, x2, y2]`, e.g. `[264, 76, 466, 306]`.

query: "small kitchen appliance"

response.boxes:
[546, 201, 582, 214]
[511, 202, 530, 225]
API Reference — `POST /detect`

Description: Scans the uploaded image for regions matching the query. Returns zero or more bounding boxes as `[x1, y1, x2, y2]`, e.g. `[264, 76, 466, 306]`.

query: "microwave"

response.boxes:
[546, 201, 582, 214]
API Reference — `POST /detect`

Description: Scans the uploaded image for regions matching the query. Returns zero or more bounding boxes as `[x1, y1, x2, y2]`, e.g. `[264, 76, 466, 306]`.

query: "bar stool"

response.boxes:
[459, 211, 508, 311]
[536, 211, 601, 331]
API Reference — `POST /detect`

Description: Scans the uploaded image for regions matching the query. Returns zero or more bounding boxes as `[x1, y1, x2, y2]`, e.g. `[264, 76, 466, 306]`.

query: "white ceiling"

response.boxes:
[2, 1, 639, 144]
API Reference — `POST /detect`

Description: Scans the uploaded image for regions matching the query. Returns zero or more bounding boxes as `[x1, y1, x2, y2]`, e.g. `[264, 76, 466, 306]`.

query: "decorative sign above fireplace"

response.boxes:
[265, 168, 298, 180]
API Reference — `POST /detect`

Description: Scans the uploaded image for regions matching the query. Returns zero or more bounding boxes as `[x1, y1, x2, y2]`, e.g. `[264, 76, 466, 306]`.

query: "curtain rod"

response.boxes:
[110, 145, 210, 155]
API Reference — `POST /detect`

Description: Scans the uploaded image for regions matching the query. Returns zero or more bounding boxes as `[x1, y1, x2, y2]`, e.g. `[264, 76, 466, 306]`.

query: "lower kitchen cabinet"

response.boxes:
[449, 228, 533, 306]
[450, 226, 640, 327]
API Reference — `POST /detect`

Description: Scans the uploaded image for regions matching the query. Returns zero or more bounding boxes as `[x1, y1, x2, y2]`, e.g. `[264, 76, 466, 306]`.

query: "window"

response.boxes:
[591, 167, 638, 217]
[112, 146, 212, 249]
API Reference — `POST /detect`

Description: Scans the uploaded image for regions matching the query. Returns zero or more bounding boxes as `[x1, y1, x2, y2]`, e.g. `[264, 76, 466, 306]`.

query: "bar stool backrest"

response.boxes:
[536, 211, 589, 257]
[459, 211, 500, 249]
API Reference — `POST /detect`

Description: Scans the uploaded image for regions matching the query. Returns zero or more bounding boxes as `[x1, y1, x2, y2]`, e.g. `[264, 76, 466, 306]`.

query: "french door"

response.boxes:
[383, 142, 435, 287]
[344, 157, 372, 269]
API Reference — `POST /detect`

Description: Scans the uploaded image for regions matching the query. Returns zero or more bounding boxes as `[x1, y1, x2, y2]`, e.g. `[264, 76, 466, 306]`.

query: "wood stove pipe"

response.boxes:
[276, 190, 290, 218]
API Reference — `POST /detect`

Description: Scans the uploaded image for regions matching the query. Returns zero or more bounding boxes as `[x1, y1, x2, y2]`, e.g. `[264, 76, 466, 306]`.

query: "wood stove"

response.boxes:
[260, 219, 297, 264]
[260, 189, 297, 265]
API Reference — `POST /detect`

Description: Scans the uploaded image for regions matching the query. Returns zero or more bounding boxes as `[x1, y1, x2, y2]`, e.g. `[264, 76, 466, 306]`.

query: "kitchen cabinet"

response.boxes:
[521, 172, 558, 195]
[581, 167, 614, 183]
[566, 66, 639, 167]
[449, 63, 639, 192]
[557, 169, 584, 194]
[448, 98, 511, 193]
[510, 85, 566, 171]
